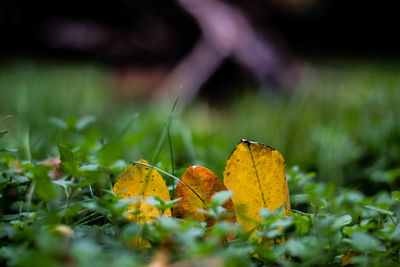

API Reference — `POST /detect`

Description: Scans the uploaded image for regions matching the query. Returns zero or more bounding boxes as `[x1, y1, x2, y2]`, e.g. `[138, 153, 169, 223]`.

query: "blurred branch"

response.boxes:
[155, 0, 300, 102]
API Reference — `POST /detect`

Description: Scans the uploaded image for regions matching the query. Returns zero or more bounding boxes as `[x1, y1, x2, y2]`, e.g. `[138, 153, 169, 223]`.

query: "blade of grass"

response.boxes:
[24, 128, 31, 162]
[73, 211, 100, 226]
[136, 88, 182, 218]
[167, 128, 176, 198]
[80, 214, 105, 225]
[132, 160, 205, 204]
[151, 87, 182, 164]
[25, 181, 35, 212]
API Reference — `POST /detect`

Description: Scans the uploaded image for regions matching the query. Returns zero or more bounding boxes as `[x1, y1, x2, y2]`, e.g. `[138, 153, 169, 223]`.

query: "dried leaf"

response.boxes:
[342, 249, 356, 265]
[223, 139, 290, 232]
[148, 250, 169, 267]
[113, 159, 171, 223]
[43, 156, 62, 180]
[173, 166, 234, 226]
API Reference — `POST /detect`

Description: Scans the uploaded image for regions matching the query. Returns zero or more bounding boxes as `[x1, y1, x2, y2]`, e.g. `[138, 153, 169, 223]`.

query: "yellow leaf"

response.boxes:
[173, 166, 235, 226]
[113, 159, 171, 223]
[223, 139, 290, 233]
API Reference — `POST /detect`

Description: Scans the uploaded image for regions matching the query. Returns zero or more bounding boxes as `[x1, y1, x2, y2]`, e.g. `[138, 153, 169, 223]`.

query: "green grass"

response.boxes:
[1, 59, 400, 266]
[1, 60, 399, 187]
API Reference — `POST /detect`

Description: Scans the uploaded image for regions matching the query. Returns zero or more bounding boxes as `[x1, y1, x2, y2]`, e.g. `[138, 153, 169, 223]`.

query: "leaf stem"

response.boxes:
[132, 160, 205, 204]
[26, 181, 36, 211]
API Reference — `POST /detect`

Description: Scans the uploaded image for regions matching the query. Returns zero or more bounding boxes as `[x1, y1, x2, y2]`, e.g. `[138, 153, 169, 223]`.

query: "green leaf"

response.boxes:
[210, 190, 233, 206]
[350, 232, 381, 252]
[364, 205, 394, 216]
[76, 116, 96, 131]
[146, 196, 181, 213]
[30, 165, 58, 202]
[259, 207, 272, 220]
[389, 226, 400, 241]
[98, 141, 124, 167]
[285, 239, 308, 257]
[58, 204, 84, 218]
[0, 130, 9, 138]
[291, 194, 309, 204]
[392, 191, 400, 201]
[333, 215, 352, 229]
[58, 145, 80, 176]
[78, 164, 100, 172]
[52, 178, 73, 190]
[1, 153, 16, 164]
[311, 198, 327, 209]
[48, 117, 68, 130]
[30, 164, 53, 177]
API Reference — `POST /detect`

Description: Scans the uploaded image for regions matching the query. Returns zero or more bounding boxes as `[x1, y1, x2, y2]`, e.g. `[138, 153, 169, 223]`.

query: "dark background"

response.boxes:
[2, 0, 400, 64]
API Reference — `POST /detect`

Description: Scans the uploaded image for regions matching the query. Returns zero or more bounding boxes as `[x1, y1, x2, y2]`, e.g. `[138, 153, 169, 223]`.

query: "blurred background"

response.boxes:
[1, 0, 399, 193]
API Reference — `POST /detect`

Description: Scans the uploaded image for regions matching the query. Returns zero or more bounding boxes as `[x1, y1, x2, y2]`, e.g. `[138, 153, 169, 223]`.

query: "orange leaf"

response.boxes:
[43, 156, 62, 180]
[342, 249, 356, 265]
[173, 166, 235, 226]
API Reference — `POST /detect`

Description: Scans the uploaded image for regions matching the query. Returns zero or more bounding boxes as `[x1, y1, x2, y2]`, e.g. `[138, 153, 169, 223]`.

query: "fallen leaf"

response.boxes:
[173, 166, 235, 226]
[43, 156, 62, 180]
[113, 159, 171, 223]
[342, 249, 356, 265]
[168, 257, 223, 267]
[148, 250, 170, 267]
[148, 251, 223, 267]
[223, 139, 290, 233]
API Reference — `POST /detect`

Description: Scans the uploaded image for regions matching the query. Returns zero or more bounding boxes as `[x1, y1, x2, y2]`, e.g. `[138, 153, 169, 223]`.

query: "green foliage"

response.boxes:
[392, 191, 400, 201]
[0, 130, 9, 138]
[1, 61, 400, 266]
[58, 145, 80, 176]
[1, 114, 400, 266]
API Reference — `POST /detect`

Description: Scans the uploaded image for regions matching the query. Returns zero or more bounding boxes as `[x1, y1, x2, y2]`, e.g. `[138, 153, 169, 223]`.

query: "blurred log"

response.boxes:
[154, 0, 301, 102]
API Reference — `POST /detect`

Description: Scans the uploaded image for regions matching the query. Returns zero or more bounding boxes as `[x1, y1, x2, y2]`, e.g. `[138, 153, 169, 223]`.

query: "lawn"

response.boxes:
[1, 60, 400, 266]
